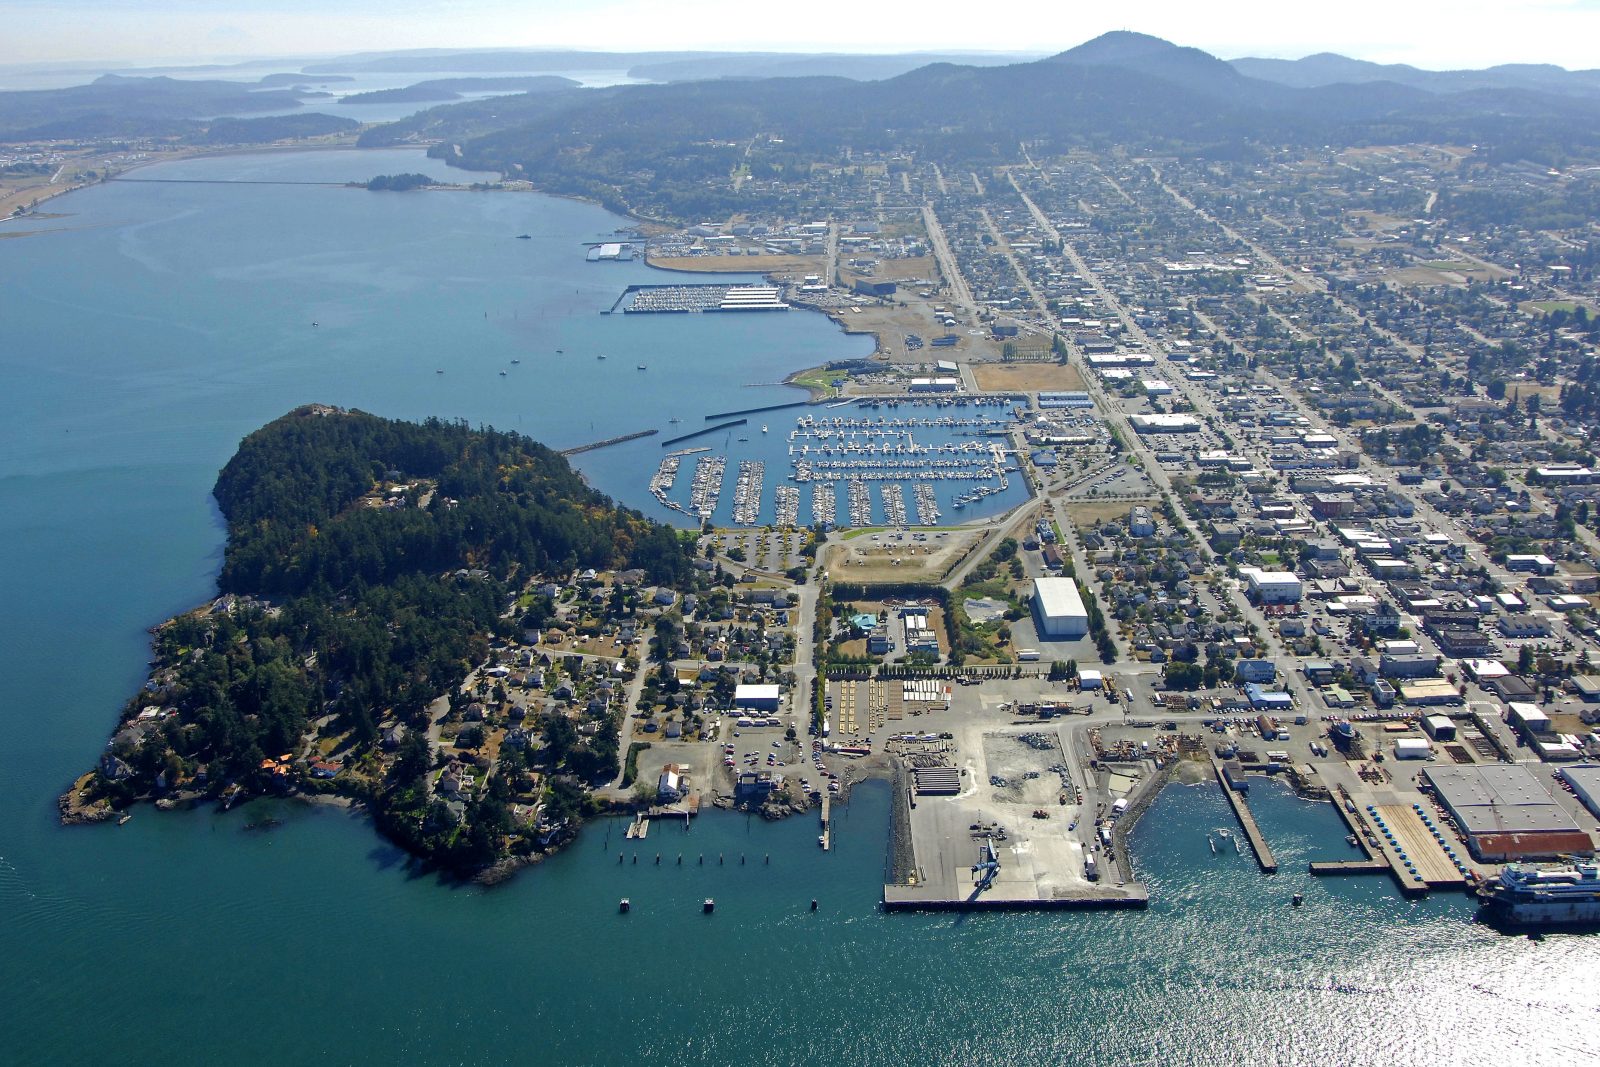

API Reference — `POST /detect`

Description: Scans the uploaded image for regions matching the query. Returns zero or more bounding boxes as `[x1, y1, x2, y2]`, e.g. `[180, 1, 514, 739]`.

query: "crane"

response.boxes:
[971, 838, 1001, 893]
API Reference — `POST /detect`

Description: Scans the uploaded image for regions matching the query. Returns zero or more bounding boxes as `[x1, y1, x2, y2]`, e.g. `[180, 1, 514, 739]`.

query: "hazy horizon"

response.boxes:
[4, 0, 1599, 73]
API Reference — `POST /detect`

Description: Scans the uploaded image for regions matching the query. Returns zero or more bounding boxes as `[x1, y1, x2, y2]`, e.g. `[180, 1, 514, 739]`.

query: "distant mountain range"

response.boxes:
[363, 31, 1600, 177]
[1231, 53, 1600, 99]
[300, 48, 1038, 82]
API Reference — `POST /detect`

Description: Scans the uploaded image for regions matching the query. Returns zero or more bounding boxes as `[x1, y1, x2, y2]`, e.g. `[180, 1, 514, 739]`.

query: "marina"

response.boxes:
[612, 283, 791, 314]
[642, 400, 1028, 527]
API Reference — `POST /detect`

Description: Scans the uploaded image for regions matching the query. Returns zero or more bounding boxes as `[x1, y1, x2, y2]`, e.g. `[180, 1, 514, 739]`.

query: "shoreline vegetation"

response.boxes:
[61, 405, 702, 880]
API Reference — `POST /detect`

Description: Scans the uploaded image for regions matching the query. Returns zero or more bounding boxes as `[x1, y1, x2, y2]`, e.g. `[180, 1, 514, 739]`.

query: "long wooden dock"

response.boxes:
[1211, 759, 1278, 873]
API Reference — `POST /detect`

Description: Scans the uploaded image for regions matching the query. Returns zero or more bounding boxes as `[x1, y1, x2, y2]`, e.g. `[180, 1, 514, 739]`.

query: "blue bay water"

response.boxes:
[1, 149, 1596, 1066]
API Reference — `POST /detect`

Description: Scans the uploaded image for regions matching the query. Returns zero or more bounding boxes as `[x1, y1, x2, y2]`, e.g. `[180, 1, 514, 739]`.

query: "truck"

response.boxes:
[1016, 649, 1040, 662]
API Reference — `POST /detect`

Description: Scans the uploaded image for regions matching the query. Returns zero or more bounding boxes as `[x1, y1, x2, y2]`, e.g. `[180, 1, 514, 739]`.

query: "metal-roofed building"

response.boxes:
[1424, 764, 1592, 861]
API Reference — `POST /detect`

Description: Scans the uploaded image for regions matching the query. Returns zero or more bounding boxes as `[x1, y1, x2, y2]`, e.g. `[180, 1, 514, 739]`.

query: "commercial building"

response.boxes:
[1400, 679, 1463, 706]
[1031, 577, 1089, 638]
[1239, 567, 1303, 605]
[1129, 413, 1201, 434]
[734, 684, 781, 711]
[1424, 764, 1591, 861]
[1507, 701, 1552, 735]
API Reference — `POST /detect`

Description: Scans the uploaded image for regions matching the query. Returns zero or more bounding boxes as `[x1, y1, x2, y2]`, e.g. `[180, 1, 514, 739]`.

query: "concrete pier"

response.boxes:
[1212, 759, 1278, 873]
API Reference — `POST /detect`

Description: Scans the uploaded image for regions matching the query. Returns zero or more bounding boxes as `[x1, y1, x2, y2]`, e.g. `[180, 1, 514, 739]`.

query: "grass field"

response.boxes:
[971, 361, 1086, 392]
[1523, 300, 1589, 316]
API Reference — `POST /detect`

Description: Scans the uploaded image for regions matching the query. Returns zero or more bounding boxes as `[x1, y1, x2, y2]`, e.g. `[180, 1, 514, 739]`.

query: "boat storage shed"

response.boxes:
[1032, 577, 1089, 638]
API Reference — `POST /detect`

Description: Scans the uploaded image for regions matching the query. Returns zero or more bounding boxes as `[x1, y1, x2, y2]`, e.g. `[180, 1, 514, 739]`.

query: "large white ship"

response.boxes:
[1478, 862, 1600, 927]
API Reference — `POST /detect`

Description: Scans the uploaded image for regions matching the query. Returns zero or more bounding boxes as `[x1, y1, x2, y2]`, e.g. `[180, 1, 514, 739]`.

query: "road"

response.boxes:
[921, 202, 975, 310]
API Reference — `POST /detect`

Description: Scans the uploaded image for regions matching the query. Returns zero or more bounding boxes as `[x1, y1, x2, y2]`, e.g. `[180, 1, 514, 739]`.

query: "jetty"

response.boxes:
[560, 428, 658, 457]
[661, 420, 745, 448]
[1212, 759, 1278, 873]
[704, 400, 809, 421]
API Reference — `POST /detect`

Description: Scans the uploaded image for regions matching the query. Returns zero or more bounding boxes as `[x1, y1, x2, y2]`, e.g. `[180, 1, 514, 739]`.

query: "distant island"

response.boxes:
[340, 75, 578, 105]
[62, 406, 701, 877]
[362, 172, 439, 191]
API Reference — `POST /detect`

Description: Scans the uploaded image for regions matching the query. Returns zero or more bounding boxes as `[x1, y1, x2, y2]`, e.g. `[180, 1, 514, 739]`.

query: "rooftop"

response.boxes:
[1424, 764, 1583, 837]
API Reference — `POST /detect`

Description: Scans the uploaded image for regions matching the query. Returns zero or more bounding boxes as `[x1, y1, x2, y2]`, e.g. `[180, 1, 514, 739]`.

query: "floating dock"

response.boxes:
[1212, 759, 1278, 873]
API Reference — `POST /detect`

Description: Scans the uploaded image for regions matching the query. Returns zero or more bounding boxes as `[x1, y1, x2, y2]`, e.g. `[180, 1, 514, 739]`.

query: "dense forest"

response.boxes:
[76, 406, 695, 871]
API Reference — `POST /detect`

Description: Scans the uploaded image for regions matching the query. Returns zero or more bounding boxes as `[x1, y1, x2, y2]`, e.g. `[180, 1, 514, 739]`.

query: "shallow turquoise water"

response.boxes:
[0, 150, 1595, 1066]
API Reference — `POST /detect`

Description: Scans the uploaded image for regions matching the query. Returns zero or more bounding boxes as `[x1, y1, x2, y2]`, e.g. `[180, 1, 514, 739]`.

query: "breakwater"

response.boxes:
[560, 428, 658, 456]
[704, 400, 810, 421]
[661, 419, 746, 448]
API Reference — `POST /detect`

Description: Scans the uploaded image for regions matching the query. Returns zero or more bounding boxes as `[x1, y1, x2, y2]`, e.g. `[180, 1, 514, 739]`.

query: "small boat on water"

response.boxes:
[598, 354, 607, 360]
[511, 358, 520, 364]
[669, 417, 681, 424]
[499, 370, 507, 376]
[516, 234, 532, 239]
[761, 425, 769, 433]
[1208, 834, 1217, 854]
[637, 364, 647, 370]
[436, 369, 444, 374]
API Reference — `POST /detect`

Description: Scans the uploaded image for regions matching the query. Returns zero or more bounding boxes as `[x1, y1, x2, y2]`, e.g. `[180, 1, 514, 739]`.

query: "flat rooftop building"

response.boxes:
[1032, 577, 1089, 638]
[733, 684, 781, 711]
[1239, 567, 1302, 604]
[1560, 766, 1600, 820]
[1424, 764, 1592, 861]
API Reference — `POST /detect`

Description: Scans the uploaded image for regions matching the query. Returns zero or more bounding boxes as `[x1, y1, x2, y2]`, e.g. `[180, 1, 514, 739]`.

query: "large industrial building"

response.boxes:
[1561, 766, 1600, 819]
[1424, 764, 1592, 861]
[1032, 577, 1090, 638]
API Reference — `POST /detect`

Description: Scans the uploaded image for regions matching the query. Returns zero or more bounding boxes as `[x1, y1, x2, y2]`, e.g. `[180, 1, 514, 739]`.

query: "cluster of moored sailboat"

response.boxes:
[690, 455, 725, 521]
[811, 482, 837, 526]
[774, 485, 800, 527]
[881, 483, 908, 526]
[730, 460, 765, 526]
[847, 479, 873, 527]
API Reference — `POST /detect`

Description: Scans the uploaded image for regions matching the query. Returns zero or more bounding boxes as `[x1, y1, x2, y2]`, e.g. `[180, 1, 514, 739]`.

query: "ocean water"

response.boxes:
[1, 150, 1596, 1066]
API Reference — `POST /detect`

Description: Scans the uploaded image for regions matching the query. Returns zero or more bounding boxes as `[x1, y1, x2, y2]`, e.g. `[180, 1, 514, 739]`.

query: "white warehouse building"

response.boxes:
[1240, 566, 1303, 604]
[1032, 577, 1090, 638]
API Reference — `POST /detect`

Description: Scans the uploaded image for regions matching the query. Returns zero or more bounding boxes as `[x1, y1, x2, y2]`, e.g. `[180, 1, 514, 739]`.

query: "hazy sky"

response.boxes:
[6, 0, 1600, 70]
